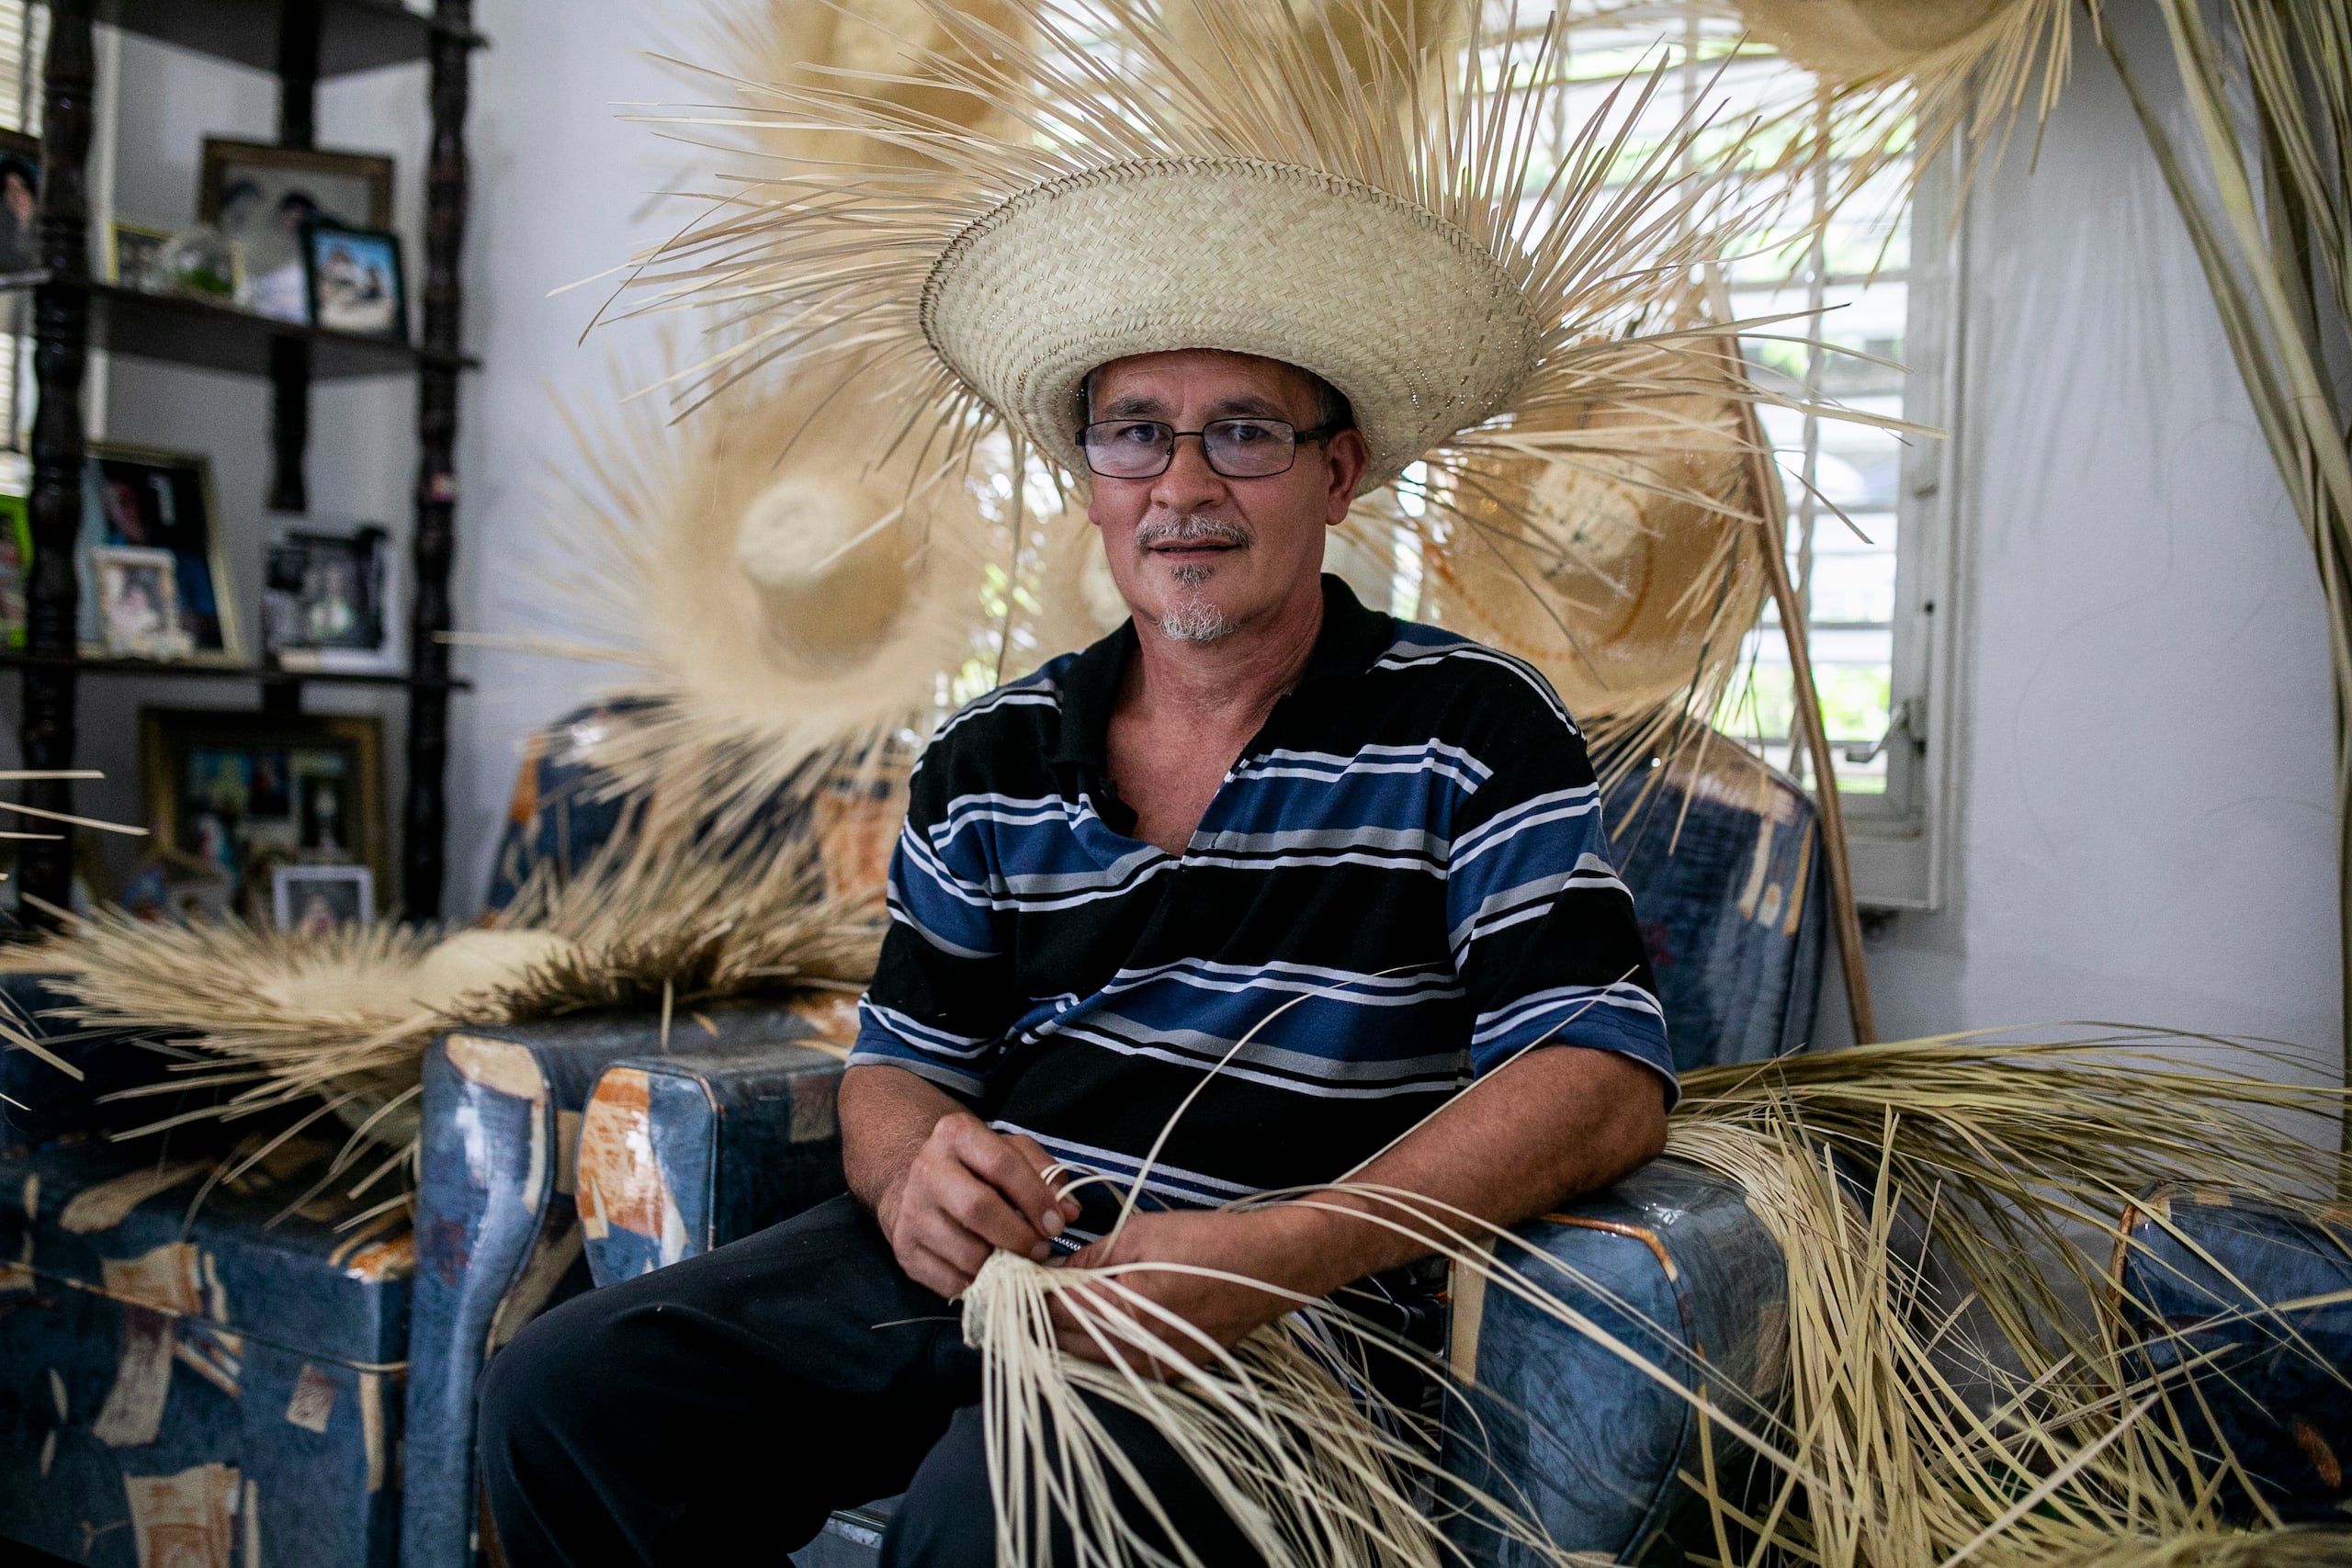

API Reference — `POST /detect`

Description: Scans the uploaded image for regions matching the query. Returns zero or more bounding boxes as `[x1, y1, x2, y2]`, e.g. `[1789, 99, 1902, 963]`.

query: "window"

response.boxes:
[1523, 6, 1960, 908]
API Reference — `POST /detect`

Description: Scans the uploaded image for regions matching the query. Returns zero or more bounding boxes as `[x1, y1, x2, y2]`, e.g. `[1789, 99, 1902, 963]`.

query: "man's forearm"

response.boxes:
[840, 1063, 970, 1222]
[1244, 1045, 1668, 1300]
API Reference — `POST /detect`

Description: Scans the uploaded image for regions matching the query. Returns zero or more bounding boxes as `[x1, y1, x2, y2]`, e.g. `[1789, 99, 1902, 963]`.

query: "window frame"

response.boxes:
[1838, 140, 1964, 910]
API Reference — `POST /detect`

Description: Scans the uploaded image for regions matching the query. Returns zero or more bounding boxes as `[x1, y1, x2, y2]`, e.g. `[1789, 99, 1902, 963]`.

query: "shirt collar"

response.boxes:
[1046, 573, 1395, 770]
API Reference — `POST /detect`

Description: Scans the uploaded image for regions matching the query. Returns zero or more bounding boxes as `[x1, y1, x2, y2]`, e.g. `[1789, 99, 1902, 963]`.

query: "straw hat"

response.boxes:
[1729, 0, 2014, 80]
[1419, 383, 1765, 730]
[620, 0, 1781, 511]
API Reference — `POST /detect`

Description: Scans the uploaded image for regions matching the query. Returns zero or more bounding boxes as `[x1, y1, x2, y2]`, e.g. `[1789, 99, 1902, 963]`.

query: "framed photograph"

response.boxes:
[141, 709, 386, 918]
[198, 138, 392, 323]
[92, 545, 187, 659]
[273, 864, 375, 933]
[0, 127, 38, 274]
[303, 223, 406, 340]
[264, 521, 396, 671]
[77, 442, 242, 662]
[107, 220, 174, 289]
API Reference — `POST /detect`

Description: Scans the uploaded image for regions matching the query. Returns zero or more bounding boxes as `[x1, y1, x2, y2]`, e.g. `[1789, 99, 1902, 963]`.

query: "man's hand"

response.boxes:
[1050, 1208, 1319, 1367]
[876, 1111, 1082, 1300]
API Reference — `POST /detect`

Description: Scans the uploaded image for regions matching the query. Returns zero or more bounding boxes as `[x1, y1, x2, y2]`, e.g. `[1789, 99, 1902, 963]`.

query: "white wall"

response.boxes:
[36, 3, 2351, 1096]
[1836, 5, 2343, 1092]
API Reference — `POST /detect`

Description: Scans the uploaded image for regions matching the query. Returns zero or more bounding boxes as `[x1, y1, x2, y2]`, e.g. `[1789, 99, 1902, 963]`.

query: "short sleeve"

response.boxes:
[848, 747, 1023, 1102]
[1443, 699, 1676, 1108]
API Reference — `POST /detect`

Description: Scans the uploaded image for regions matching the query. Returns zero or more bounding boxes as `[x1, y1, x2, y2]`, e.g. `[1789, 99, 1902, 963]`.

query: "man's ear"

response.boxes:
[1324, 428, 1371, 522]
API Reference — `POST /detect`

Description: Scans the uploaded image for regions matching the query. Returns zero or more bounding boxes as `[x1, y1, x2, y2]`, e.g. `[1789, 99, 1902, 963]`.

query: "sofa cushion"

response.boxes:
[1, 1132, 413, 1371]
[0, 1130, 409, 1567]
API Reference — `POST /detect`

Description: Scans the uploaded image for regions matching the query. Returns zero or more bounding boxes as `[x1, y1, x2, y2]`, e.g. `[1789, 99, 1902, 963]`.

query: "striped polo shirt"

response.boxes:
[850, 575, 1673, 1222]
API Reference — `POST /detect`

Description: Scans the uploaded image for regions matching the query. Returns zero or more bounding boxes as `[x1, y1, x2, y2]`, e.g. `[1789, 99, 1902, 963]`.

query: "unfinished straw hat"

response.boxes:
[615, 0, 1781, 507]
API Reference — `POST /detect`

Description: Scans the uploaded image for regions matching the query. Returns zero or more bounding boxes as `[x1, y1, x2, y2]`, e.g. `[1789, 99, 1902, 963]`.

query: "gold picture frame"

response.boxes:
[141, 707, 388, 918]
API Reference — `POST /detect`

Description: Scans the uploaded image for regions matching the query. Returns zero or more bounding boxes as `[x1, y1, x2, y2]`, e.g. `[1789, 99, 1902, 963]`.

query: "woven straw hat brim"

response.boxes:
[922, 156, 1542, 491]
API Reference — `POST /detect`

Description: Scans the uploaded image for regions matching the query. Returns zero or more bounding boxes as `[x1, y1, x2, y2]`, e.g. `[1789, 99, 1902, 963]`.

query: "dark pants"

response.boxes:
[476, 1194, 1265, 1566]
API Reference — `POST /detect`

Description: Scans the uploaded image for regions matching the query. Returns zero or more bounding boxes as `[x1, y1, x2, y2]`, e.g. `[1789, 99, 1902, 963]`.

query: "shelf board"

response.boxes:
[0, 651, 471, 691]
[96, 0, 486, 79]
[0, 275, 477, 381]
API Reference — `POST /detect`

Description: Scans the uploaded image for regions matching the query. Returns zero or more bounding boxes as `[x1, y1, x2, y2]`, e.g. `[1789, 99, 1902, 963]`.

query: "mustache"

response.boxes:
[1135, 513, 1254, 551]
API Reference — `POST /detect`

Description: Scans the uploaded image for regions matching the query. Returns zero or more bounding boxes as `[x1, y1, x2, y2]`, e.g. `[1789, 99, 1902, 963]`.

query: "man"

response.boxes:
[479, 344, 1674, 1564]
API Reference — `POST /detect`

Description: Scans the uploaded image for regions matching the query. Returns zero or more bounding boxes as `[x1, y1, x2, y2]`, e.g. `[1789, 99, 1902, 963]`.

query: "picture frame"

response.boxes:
[106, 220, 175, 289]
[272, 864, 376, 933]
[92, 544, 187, 659]
[198, 138, 393, 323]
[141, 709, 386, 919]
[302, 223, 407, 341]
[77, 441, 243, 662]
[0, 127, 39, 275]
[264, 520, 398, 672]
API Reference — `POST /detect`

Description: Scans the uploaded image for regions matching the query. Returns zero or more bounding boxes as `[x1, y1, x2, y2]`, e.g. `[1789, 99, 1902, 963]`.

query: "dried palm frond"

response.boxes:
[956, 1031, 2346, 1567]
[12, 831, 883, 1164]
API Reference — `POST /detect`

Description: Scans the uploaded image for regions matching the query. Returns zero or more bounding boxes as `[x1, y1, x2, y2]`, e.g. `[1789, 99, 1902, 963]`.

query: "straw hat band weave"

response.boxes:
[921, 157, 1542, 490]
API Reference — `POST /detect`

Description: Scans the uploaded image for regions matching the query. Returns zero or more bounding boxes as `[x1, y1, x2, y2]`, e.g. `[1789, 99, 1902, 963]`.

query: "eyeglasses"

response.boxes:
[1074, 417, 1344, 479]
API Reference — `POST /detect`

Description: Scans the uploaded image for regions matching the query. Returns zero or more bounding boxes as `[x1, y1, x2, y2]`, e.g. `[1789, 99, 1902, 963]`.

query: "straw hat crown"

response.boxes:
[922, 155, 1540, 489]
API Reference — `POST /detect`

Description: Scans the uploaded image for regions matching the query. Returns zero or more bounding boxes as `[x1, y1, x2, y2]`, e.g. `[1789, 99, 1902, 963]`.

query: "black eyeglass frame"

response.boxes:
[1072, 416, 1350, 479]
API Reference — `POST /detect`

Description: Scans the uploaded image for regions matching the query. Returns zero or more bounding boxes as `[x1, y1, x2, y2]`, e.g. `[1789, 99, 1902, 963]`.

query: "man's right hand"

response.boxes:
[875, 1112, 1081, 1299]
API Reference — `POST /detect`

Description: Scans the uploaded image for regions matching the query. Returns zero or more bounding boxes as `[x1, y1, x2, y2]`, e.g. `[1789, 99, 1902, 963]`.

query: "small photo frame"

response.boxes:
[199, 137, 392, 323]
[264, 521, 396, 671]
[0, 127, 39, 274]
[303, 223, 406, 340]
[107, 220, 175, 289]
[92, 544, 187, 659]
[273, 864, 375, 933]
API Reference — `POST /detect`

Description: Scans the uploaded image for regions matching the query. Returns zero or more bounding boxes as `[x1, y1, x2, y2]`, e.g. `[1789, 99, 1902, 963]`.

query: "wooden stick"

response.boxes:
[1733, 398, 1879, 1044]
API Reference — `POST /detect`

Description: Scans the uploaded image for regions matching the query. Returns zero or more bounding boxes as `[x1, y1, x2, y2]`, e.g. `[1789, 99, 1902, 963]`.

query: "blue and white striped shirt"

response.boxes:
[852, 576, 1673, 1220]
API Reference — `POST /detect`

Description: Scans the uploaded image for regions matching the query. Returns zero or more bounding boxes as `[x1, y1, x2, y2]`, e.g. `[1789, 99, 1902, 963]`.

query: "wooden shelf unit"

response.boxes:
[10, 0, 481, 923]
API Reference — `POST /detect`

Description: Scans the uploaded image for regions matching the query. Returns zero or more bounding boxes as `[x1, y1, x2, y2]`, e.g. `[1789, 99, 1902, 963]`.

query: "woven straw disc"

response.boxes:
[922, 157, 1540, 491]
[1732, 0, 2013, 79]
[1422, 390, 1763, 719]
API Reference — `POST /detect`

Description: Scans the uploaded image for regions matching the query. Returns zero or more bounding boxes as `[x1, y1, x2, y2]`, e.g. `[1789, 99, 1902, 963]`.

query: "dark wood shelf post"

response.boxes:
[17, 0, 96, 924]
[267, 0, 322, 515]
[404, 0, 471, 919]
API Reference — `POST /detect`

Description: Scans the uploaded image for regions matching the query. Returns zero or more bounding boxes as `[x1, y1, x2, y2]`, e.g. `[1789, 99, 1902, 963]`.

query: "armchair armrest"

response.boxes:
[1442, 1156, 1788, 1566]
[400, 998, 833, 1568]
[578, 1038, 849, 1287]
[2114, 1183, 2352, 1522]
